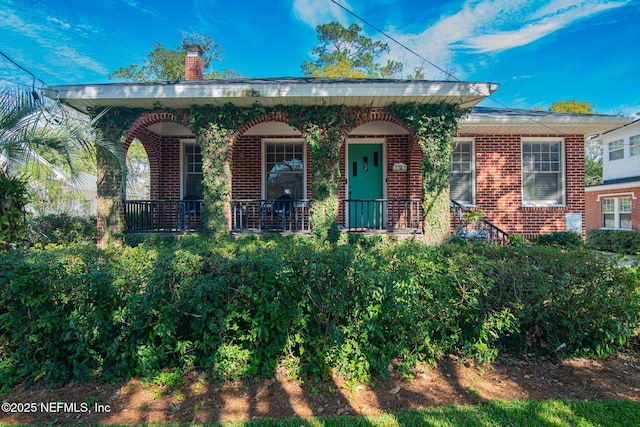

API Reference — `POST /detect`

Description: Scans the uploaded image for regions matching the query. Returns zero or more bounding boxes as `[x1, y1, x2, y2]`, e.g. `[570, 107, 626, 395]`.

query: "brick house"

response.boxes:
[586, 119, 640, 231]
[44, 53, 629, 244]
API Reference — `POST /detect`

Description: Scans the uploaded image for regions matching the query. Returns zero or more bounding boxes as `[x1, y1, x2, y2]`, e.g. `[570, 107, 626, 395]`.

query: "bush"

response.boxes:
[26, 214, 97, 246]
[533, 231, 583, 248]
[0, 237, 638, 390]
[587, 228, 640, 254]
[0, 172, 29, 249]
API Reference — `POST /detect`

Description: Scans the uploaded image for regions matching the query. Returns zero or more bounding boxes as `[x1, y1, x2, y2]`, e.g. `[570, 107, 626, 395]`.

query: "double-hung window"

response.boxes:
[450, 139, 475, 205]
[264, 141, 305, 200]
[609, 139, 624, 161]
[603, 197, 632, 229]
[182, 142, 204, 198]
[522, 140, 564, 205]
[630, 135, 640, 157]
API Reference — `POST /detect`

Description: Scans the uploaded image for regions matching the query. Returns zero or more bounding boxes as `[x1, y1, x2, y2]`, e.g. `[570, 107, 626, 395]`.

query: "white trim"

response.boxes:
[587, 181, 640, 191]
[521, 137, 566, 207]
[596, 192, 637, 201]
[261, 138, 307, 200]
[451, 137, 476, 206]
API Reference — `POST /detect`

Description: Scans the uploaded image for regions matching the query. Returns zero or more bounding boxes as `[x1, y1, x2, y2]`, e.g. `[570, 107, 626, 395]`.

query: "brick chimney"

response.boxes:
[185, 45, 204, 80]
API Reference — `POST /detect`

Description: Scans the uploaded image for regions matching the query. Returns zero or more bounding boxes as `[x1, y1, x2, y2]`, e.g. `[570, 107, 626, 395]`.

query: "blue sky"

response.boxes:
[1, 0, 639, 116]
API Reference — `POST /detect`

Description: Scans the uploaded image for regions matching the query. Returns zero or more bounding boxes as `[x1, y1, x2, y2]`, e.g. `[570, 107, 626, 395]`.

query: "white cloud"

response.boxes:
[292, 0, 349, 27]
[375, 0, 630, 78]
[463, 1, 629, 53]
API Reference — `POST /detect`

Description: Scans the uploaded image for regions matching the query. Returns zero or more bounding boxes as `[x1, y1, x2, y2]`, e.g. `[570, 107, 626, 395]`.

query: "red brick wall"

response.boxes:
[459, 133, 586, 236]
[126, 113, 586, 237]
[231, 135, 312, 200]
[586, 185, 640, 231]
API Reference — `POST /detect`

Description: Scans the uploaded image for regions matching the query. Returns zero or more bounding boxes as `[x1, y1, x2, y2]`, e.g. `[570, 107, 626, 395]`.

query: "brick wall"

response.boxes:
[459, 133, 586, 236]
[123, 112, 586, 237]
[586, 184, 640, 231]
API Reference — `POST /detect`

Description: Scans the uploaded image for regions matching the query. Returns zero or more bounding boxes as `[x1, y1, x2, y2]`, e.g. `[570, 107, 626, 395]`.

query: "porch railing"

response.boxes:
[231, 199, 312, 233]
[450, 199, 509, 245]
[124, 199, 203, 232]
[339, 199, 422, 232]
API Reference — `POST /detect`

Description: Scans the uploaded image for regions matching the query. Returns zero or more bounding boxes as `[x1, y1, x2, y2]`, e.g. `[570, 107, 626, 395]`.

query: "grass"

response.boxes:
[212, 399, 639, 426]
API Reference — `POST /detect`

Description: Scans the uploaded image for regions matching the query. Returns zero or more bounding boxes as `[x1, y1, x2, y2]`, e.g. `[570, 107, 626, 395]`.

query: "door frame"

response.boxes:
[345, 138, 387, 228]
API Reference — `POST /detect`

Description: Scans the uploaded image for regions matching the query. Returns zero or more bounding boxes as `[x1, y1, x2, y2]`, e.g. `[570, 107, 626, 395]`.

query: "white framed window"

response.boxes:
[182, 141, 204, 198]
[522, 139, 564, 206]
[603, 196, 632, 229]
[263, 140, 305, 200]
[450, 139, 475, 205]
[609, 139, 624, 161]
[630, 135, 640, 157]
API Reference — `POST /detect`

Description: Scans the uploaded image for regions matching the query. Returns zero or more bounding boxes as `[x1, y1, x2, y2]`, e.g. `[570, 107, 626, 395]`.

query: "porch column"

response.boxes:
[96, 144, 125, 248]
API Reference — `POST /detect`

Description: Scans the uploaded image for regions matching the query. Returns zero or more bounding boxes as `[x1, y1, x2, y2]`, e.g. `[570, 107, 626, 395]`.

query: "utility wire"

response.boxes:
[328, 0, 576, 135]
[0, 50, 46, 103]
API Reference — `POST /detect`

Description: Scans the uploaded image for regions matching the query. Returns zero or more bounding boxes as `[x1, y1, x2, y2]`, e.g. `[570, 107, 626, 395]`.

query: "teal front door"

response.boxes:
[348, 143, 384, 229]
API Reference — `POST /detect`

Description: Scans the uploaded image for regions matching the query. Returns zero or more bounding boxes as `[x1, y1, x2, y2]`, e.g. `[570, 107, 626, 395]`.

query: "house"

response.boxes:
[43, 51, 630, 245]
[586, 119, 640, 231]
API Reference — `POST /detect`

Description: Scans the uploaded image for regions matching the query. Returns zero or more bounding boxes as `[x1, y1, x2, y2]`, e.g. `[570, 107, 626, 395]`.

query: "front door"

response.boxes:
[348, 143, 384, 229]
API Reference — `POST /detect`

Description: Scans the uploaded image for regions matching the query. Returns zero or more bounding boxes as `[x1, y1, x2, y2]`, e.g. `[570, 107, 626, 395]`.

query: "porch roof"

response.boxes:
[44, 77, 499, 114]
[460, 107, 632, 137]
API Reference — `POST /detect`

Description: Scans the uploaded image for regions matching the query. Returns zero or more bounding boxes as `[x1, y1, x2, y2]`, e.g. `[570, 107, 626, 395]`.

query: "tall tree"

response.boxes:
[109, 32, 241, 82]
[547, 99, 602, 185]
[302, 22, 403, 78]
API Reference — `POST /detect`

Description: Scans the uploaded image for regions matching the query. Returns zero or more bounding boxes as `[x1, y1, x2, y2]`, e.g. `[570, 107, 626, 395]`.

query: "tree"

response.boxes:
[546, 99, 600, 185]
[0, 84, 125, 230]
[126, 139, 150, 199]
[549, 99, 595, 114]
[109, 32, 241, 82]
[302, 22, 403, 78]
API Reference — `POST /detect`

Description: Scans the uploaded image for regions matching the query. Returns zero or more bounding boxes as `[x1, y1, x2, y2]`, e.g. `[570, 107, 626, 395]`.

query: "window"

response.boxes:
[631, 135, 640, 157]
[183, 143, 204, 198]
[264, 141, 305, 200]
[609, 139, 624, 161]
[603, 196, 632, 229]
[522, 140, 564, 205]
[450, 140, 474, 205]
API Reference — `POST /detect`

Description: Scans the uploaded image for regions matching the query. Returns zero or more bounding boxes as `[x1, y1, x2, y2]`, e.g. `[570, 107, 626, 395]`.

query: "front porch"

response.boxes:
[123, 198, 423, 234]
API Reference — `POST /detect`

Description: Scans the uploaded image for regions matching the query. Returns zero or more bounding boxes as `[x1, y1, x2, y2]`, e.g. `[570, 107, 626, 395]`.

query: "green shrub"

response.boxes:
[533, 231, 583, 248]
[587, 228, 640, 254]
[0, 172, 29, 249]
[0, 237, 638, 390]
[26, 214, 97, 246]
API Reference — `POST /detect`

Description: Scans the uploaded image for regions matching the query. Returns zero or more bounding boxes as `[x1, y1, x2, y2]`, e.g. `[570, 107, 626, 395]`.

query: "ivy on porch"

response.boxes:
[94, 102, 466, 245]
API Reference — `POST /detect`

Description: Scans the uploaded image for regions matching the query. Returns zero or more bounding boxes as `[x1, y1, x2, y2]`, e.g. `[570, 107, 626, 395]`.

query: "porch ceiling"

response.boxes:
[44, 77, 499, 114]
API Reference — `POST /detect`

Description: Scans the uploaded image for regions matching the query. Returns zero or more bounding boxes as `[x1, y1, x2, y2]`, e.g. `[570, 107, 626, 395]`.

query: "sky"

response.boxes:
[1, 0, 639, 116]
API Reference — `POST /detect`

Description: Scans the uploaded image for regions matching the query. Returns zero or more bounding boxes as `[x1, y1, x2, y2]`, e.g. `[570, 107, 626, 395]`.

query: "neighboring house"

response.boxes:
[44, 52, 629, 243]
[586, 119, 640, 231]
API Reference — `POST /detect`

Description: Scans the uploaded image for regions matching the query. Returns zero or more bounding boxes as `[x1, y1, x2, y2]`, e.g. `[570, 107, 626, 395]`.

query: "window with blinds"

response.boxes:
[450, 140, 474, 205]
[609, 139, 624, 161]
[522, 141, 564, 205]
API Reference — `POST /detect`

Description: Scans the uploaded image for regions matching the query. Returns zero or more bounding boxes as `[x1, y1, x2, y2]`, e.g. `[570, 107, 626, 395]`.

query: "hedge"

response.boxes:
[0, 236, 638, 390]
[587, 229, 640, 254]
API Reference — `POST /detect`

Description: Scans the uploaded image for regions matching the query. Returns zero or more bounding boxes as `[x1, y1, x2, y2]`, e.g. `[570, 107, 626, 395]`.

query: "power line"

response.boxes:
[328, 0, 573, 135]
[0, 50, 47, 104]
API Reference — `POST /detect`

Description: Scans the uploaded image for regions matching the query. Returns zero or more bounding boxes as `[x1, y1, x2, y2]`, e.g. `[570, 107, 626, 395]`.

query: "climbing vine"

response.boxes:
[93, 102, 464, 243]
[284, 105, 360, 242]
[388, 102, 468, 244]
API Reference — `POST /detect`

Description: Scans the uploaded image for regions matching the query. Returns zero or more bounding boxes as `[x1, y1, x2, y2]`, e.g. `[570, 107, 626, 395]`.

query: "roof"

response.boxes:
[460, 107, 632, 137]
[44, 77, 499, 113]
[592, 118, 640, 141]
[43, 77, 631, 137]
[585, 175, 640, 192]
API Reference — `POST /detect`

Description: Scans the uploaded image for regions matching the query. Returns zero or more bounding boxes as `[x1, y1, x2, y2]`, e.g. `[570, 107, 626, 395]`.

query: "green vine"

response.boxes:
[285, 105, 359, 242]
[388, 102, 467, 244]
[92, 102, 464, 243]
